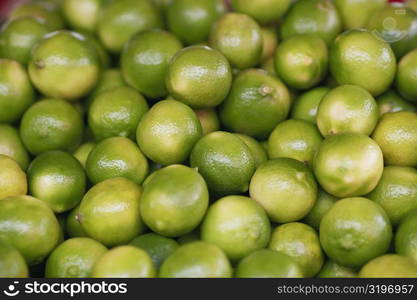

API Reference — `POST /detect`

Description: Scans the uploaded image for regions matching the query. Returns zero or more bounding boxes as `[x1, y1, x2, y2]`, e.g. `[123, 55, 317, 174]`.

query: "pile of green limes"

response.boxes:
[1, 0, 417, 278]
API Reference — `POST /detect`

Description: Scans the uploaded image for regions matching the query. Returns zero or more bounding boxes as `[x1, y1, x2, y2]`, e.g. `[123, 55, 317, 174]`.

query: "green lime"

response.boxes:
[313, 133, 384, 197]
[0, 239, 28, 278]
[166, 0, 226, 45]
[269, 223, 324, 277]
[219, 69, 291, 140]
[235, 134, 268, 168]
[368, 166, 417, 225]
[45, 237, 107, 278]
[159, 241, 231, 278]
[280, 0, 342, 45]
[86, 136, 148, 184]
[372, 111, 417, 167]
[0, 155, 27, 201]
[260, 26, 278, 62]
[210, 13, 262, 69]
[10, 1, 64, 31]
[201, 195, 271, 261]
[62, 0, 104, 33]
[78, 177, 145, 247]
[320, 197, 392, 268]
[0, 195, 61, 265]
[177, 231, 200, 245]
[20, 99, 83, 155]
[190, 131, 256, 195]
[73, 142, 96, 168]
[274, 34, 328, 90]
[249, 158, 317, 223]
[0, 16, 49, 65]
[395, 209, 417, 261]
[166, 46, 232, 108]
[377, 89, 416, 116]
[235, 249, 304, 278]
[303, 190, 338, 230]
[334, 0, 386, 30]
[231, 0, 291, 25]
[0, 125, 29, 170]
[137, 100, 202, 165]
[194, 109, 220, 136]
[317, 260, 357, 278]
[0, 59, 34, 123]
[359, 254, 417, 278]
[396, 49, 417, 102]
[130, 233, 179, 269]
[140, 165, 209, 237]
[28, 151, 86, 213]
[291, 87, 330, 124]
[79, 30, 110, 69]
[92, 245, 156, 278]
[317, 85, 379, 137]
[260, 57, 277, 76]
[367, 4, 417, 58]
[97, 0, 163, 54]
[89, 86, 149, 141]
[28, 30, 101, 101]
[329, 29, 396, 96]
[66, 204, 87, 238]
[122, 30, 182, 99]
[151, 0, 173, 16]
[268, 119, 323, 166]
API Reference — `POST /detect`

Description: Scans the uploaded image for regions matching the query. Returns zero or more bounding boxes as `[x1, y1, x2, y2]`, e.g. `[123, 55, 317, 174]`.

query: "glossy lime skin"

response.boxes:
[291, 87, 330, 124]
[280, 0, 342, 45]
[63, 0, 104, 33]
[313, 133, 384, 197]
[45, 237, 107, 278]
[137, 100, 202, 165]
[320, 197, 392, 268]
[28, 151, 86, 213]
[122, 30, 182, 99]
[0, 59, 34, 123]
[0, 16, 49, 64]
[86, 68, 126, 108]
[89, 86, 149, 141]
[20, 99, 83, 155]
[97, 0, 163, 54]
[166, 46, 232, 108]
[317, 260, 357, 278]
[367, 4, 417, 59]
[0, 239, 28, 278]
[0, 195, 60, 265]
[86, 137, 148, 184]
[79, 30, 110, 69]
[201, 196, 271, 261]
[236, 249, 304, 278]
[140, 165, 209, 237]
[359, 254, 417, 278]
[0, 155, 27, 201]
[130, 233, 179, 269]
[329, 30, 396, 97]
[220, 69, 291, 140]
[66, 204, 87, 238]
[210, 12, 263, 70]
[396, 210, 417, 261]
[160, 241, 232, 278]
[28, 31, 101, 100]
[260, 26, 278, 62]
[0, 125, 30, 170]
[231, 0, 291, 25]
[372, 111, 417, 167]
[167, 0, 226, 45]
[317, 85, 379, 137]
[73, 142, 96, 168]
[334, 0, 385, 30]
[195, 108, 220, 136]
[250, 158, 317, 223]
[377, 89, 416, 116]
[303, 190, 337, 230]
[396, 49, 417, 102]
[235, 134, 268, 168]
[268, 119, 323, 166]
[274, 34, 328, 90]
[78, 177, 146, 247]
[190, 131, 256, 196]
[92, 246, 156, 278]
